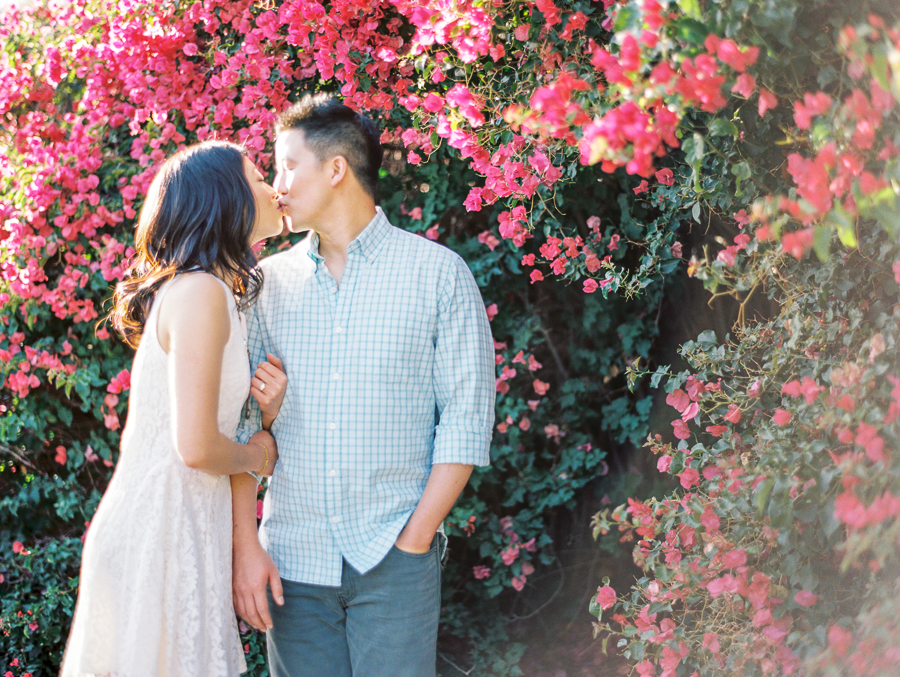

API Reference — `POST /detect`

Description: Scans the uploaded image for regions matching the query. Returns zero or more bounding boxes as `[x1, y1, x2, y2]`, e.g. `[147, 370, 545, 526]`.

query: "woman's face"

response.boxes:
[244, 157, 284, 244]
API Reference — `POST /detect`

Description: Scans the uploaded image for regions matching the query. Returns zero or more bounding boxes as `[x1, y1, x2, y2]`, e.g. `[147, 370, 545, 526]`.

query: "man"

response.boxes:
[231, 94, 495, 677]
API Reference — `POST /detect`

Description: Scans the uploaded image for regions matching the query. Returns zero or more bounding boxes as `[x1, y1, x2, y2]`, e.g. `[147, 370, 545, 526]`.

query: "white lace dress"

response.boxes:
[61, 276, 249, 677]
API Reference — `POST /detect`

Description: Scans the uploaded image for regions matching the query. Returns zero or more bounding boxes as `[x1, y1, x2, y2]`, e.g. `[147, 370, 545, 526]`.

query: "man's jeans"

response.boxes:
[267, 535, 443, 677]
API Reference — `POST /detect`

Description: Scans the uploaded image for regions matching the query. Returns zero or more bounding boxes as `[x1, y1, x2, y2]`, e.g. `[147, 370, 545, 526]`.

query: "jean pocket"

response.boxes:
[392, 543, 436, 559]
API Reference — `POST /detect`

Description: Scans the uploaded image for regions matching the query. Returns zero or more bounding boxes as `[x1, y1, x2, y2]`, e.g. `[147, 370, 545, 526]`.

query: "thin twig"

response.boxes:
[0, 442, 41, 473]
[438, 652, 475, 676]
[539, 324, 570, 382]
[509, 557, 566, 622]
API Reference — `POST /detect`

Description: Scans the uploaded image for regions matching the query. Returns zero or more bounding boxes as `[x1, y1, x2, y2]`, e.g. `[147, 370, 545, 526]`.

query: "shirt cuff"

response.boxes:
[433, 424, 492, 466]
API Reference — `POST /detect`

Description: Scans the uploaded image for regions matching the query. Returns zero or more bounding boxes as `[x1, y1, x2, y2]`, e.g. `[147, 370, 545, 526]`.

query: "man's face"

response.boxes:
[273, 129, 330, 233]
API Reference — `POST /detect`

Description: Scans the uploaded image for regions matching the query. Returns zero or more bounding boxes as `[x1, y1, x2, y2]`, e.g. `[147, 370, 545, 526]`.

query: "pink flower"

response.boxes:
[608, 234, 620, 251]
[595, 585, 617, 609]
[672, 419, 691, 440]
[666, 388, 690, 413]
[702, 632, 720, 654]
[834, 491, 867, 529]
[473, 565, 491, 579]
[747, 379, 762, 398]
[677, 467, 700, 489]
[827, 624, 853, 657]
[518, 417, 531, 431]
[107, 369, 131, 394]
[485, 304, 498, 321]
[772, 408, 792, 426]
[585, 252, 603, 272]
[657, 455, 672, 472]
[731, 73, 756, 98]
[55, 446, 67, 465]
[893, 260, 900, 285]
[182, 42, 199, 56]
[781, 380, 802, 397]
[530, 270, 544, 284]
[423, 93, 444, 113]
[533, 379, 550, 395]
[477, 230, 500, 250]
[794, 590, 818, 607]
[700, 506, 720, 531]
[681, 401, 699, 421]
[583, 279, 599, 293]
[636, 661, 655, 677]
[104, 412, 120, 430]
[793, 92, 832, 129]
[855, 422, 886, 463]
[758, 88, 778, 117]
[705, 425, 727, 437]
[724, 405, 742, 423]
[511, 575, 525, 591]
[721, 548, 747, 568]
[501, 545, 520, 565]
[655, 168, 674, 185]
[633, 180, 649, 194]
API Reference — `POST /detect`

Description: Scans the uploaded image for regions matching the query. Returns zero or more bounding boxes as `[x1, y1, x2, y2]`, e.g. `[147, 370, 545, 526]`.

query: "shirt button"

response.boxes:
[334, 326, 343, 333]
[330, 287, 337, 294]
[328, 469, 337, 477]
[331, 515, 340, 523]
[332, 372, 340, 380]
[328, 422, 337, 430]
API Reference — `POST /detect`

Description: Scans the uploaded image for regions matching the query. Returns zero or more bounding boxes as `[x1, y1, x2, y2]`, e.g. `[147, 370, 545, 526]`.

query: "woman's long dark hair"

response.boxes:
[110, 141, 263, 348]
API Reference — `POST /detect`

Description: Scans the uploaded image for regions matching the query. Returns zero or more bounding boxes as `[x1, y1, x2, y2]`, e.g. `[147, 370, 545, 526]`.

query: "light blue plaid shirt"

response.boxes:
[237, 208, 494, 586]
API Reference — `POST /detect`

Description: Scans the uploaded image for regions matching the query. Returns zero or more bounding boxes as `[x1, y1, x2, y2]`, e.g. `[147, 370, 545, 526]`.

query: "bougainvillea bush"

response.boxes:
[1, 0, 898, 676]
[0, 0, 676, 673]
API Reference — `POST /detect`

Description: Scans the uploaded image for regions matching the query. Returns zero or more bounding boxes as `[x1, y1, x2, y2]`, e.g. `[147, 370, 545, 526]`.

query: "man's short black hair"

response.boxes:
[276, 94, 384, 200]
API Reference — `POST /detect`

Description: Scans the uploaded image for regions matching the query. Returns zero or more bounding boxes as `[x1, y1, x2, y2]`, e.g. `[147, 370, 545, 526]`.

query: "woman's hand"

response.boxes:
[250, 353, 287, 430]
[249, 429, 278, 476]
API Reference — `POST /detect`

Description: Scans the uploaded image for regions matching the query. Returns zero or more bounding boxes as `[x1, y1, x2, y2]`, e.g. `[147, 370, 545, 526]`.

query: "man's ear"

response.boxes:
[329, 155, 349, 187]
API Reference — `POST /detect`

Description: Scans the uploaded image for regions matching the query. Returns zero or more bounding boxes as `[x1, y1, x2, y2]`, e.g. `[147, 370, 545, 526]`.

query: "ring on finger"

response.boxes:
[259, 381, 266, 392]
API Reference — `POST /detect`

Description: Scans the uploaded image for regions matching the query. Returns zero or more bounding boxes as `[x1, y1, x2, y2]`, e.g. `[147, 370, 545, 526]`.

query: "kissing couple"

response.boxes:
[60, 94, 495, 677]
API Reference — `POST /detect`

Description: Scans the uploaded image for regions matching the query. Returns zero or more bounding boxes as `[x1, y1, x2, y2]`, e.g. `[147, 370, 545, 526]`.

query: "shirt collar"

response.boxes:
[305, 207, 391, 265]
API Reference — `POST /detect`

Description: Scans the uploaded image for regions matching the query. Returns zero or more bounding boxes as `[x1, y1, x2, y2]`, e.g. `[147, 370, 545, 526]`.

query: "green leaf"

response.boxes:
[812, 225, 831, 262]
[871, 205, 900, 237]
[676, 0, 702, 20]
[755, 477, 774, 515]
[691, 202, 701, 222]
[731, 161, 751, 181]
[827, 206, 858, 247]
[710, 118, 739, 137]
[683, 133, 706, 165]
[650, 366, 669, 389]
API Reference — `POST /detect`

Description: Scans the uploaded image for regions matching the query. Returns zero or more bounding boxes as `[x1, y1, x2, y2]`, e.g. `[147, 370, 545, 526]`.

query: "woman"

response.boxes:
[61, 141, 287, 677]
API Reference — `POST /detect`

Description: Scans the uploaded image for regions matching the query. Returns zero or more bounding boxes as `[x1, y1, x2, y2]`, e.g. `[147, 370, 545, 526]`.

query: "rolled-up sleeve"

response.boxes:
[432, 257, 495, 466]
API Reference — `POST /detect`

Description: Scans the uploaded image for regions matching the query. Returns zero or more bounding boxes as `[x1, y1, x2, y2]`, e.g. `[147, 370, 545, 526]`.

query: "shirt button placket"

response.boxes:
[326, 266, 350, 537]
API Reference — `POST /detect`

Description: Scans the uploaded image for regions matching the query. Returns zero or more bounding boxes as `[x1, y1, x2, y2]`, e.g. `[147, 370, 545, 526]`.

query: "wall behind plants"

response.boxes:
[1, 1, 898, 676]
